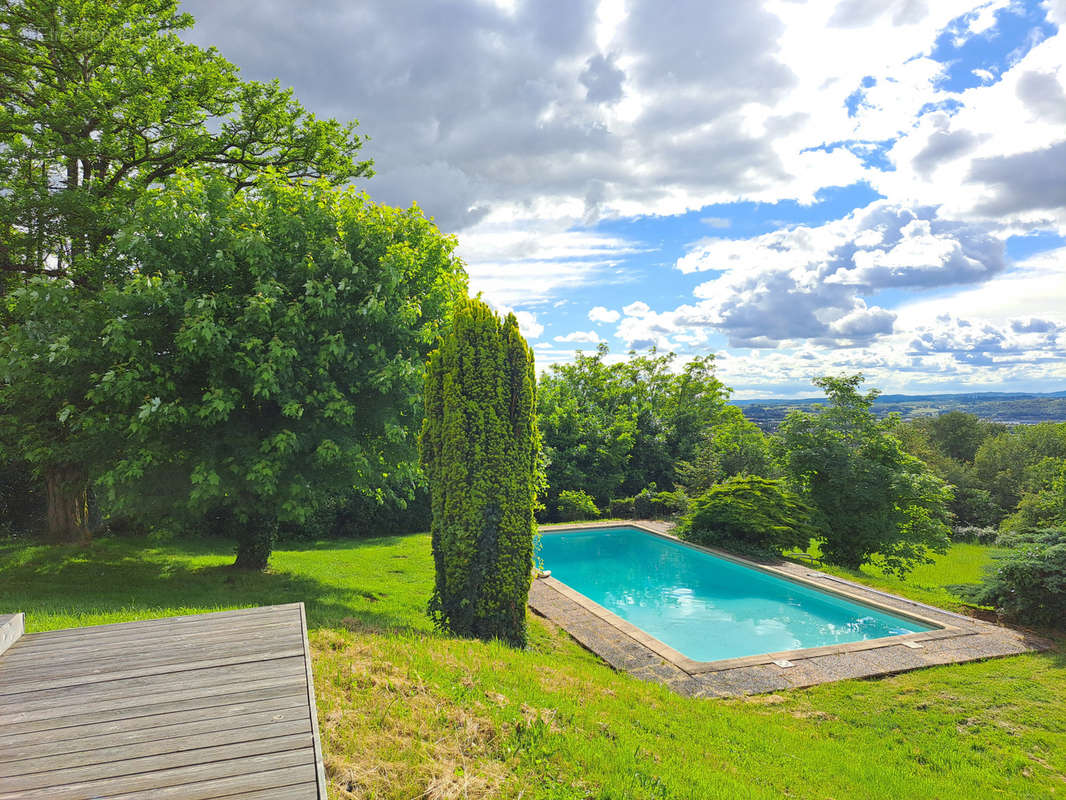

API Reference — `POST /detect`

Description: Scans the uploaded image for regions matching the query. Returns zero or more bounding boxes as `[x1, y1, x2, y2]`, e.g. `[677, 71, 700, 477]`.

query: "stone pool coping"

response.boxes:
[528, 520, 1053, 698]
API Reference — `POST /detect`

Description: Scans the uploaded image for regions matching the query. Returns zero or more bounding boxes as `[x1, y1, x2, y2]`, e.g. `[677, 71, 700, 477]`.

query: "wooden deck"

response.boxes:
[0, 603, 327, 799]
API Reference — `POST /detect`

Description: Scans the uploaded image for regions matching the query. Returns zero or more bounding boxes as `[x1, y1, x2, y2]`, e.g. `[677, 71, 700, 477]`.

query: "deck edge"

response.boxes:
[297, 602, 328, 799]
[0, 613, 24, 658]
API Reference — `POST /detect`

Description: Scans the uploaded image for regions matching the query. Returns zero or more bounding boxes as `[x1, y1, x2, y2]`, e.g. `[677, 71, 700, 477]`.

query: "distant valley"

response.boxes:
[737, 390, 1066, 431]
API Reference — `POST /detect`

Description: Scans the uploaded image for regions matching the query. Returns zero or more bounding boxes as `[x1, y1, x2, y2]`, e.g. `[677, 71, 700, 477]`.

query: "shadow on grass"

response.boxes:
[0, 533, 438, 636]
[1043, 639, 1066, 669]
[275, 533, 421, 551]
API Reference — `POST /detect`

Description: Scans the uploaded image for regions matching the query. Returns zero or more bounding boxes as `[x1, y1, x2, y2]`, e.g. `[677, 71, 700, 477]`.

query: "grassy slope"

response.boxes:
[1, 534, 1063, 800]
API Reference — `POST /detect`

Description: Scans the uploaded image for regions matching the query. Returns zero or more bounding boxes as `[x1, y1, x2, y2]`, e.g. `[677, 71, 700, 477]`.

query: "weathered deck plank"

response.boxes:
[2, 733, 313, 790]
[0, 618, 301, 664]
[23, 604, 298, 641]
[0, 603, 326, 800]
[0, 704, 311, 763]
[95, 765, 319, 800]
[0, 635, 307, 683]
[0, 648, 307, 696]
[0, 750, 318, 800]
[2, 657, 306, 716]
[1, 678, 309, 733]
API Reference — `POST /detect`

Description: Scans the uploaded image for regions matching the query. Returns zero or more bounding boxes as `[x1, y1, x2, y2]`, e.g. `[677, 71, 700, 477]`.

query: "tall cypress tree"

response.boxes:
[421, 296, 540, 646]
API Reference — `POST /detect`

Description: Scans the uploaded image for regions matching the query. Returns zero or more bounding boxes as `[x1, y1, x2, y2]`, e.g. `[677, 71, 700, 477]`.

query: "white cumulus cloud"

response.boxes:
[588, 305, 621, 323]
[673, 201, 1005, 347]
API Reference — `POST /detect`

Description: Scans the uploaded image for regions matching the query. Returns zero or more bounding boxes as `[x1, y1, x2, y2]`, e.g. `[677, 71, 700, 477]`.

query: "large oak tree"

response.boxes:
[2, 174, 466, 567]
[0, 0, 370, 541]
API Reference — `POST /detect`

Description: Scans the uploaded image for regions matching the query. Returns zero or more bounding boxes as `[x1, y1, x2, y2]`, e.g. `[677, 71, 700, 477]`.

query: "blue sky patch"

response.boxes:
[802, 140, 897, 171]
[1005, 230, 1066, 260]
[917, 98, 964, 117]
[930, 0, 1057, 92]
[845, 75, 878, 116]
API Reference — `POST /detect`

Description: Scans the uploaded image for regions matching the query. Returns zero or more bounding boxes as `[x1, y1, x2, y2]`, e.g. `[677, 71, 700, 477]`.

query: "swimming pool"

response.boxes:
[537, 526, 936, 663]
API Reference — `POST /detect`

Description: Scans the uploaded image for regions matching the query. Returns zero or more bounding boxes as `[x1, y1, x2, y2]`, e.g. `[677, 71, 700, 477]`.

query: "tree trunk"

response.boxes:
[44, 465, 90, 544]
[233, 512, 277, 571]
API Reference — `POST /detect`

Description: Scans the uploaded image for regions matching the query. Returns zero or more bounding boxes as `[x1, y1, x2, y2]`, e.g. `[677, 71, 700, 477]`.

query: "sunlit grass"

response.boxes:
[796, 541, 998, 611]
[0, 533, 436, 633]
[2, 533, 1063, 799]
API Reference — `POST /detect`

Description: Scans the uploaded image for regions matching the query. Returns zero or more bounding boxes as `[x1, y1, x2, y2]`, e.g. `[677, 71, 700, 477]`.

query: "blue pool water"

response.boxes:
[538, 527, 934, 663]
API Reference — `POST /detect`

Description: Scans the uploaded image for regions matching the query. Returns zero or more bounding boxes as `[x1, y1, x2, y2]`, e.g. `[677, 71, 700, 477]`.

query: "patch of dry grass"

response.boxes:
[313, 629, 509, 799]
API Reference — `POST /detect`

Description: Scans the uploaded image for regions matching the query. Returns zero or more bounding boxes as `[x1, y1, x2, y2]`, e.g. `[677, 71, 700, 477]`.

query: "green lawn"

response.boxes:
[1, 533, 1063, 799]
[795, 541, 999, 611]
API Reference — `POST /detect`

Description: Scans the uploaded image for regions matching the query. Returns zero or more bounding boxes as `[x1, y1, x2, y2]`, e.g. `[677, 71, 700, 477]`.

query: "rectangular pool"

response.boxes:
[538, 526, 935, 663]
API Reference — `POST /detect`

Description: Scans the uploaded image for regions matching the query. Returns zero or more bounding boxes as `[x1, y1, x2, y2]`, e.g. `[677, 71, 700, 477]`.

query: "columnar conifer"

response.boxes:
[421, 297, 539, 646]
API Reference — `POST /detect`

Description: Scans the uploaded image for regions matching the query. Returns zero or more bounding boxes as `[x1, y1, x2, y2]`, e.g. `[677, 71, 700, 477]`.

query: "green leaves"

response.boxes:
[199, 388, 238, 422]
[421, 297, 540, 647]
[1002, 459, 1066, 533]
[0, 0, 371, 293]
[973, 422, 1066, 511]
[1, 173, 465, 564]
[136, 397, 162, 421]
[775, 374, 951, 577]
[679, 475, 820, 557]
[676, 405, 772, 494]
[537, 346, 730, 515]
[958, 527, 1066, 627]
[0, 281, 111, 475]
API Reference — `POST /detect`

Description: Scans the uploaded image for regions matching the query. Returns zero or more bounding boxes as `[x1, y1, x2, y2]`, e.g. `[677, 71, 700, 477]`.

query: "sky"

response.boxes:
[180, 0, 1066, 398]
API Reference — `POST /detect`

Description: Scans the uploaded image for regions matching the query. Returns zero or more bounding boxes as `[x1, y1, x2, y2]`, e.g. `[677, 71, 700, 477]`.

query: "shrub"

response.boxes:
[650, 489, 690, 518]
[556, 489, 600, 522]
[955, 528, 1066, 628]
[632, 484, 659, 519]
[421, 297, 540, 647]
[994, 528, 1063, 549]
[619, 486, 689, 520]
[677, 476, 821, 557]
[608, 497, 635, 518]
[278, 482, 432, 541]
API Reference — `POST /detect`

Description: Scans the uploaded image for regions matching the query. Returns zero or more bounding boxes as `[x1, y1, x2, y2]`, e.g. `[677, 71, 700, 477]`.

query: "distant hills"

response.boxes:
[736, 390, 1066, 430]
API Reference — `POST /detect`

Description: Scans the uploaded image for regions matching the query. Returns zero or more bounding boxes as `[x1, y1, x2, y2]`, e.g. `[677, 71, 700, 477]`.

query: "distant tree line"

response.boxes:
[895, 412, 1066, 533]
[895, 412, 1066, 624]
